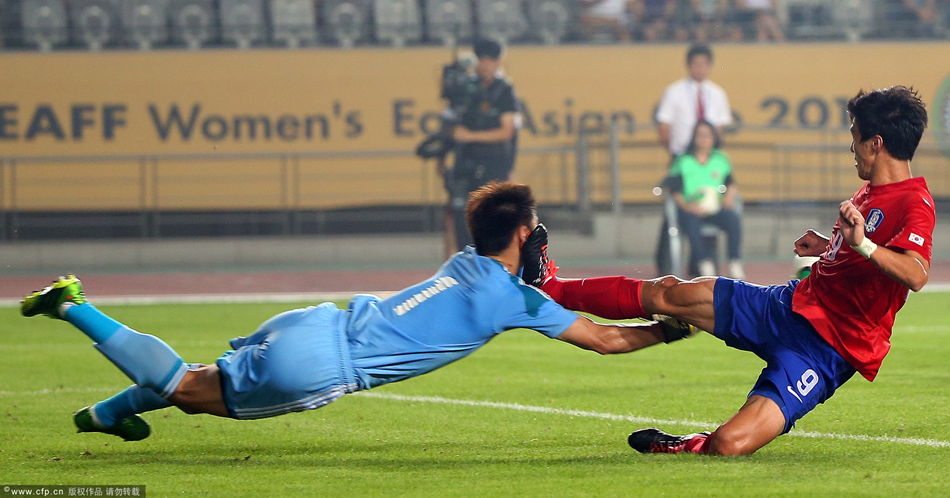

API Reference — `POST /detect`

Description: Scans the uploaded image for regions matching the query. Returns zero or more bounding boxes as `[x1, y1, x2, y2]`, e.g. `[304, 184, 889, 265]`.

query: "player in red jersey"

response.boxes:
[521, 86, 934, 455]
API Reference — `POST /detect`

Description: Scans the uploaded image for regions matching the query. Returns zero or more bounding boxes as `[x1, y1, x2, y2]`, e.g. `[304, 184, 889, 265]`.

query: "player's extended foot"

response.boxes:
[652, 315, 701, 343]
[20, 274, 86, 319]
[73, 406, 151, 442]
[520, 223, 559, 287]
[628, 427, 711, 454]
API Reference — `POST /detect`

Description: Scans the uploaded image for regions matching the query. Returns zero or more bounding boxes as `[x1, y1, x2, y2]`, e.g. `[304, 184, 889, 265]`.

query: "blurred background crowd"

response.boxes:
[2, 0, 950, 52]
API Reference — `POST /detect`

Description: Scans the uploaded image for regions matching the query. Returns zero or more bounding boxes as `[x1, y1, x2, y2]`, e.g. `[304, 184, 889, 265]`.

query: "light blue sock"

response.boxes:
[64, 303, 188, 398]
[64, 303, 124, 343]
[93, 385, 172, 427]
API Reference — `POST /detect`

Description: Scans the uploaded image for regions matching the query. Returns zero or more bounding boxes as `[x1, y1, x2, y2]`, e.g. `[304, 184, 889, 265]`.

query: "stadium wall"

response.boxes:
[3, 42, 950, 213]
[3, 205, 950, 272]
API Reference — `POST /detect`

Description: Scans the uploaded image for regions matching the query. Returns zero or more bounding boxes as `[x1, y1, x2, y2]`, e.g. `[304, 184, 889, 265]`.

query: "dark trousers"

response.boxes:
[678, 206, 742, 264]
[447, 153, 510, 251]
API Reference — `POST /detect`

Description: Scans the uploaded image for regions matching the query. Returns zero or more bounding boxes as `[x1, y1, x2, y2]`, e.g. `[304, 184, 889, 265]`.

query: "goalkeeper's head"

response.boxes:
[466, 182, 538, 257]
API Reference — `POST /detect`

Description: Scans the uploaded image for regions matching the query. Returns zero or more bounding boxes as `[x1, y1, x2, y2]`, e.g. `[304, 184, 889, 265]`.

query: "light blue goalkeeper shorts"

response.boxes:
[215, 302, 360, 420]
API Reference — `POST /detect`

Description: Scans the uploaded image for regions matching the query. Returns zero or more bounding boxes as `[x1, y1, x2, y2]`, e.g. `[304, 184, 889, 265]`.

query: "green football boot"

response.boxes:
[20, 274, 86, 319]
[73, 406, 151, 442]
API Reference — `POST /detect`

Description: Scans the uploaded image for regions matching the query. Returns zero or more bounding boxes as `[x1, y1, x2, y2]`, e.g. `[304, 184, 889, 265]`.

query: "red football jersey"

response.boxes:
[792, 177, 935, 381]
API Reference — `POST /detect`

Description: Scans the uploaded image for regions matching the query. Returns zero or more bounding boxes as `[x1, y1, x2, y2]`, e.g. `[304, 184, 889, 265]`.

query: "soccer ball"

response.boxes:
[793, 255, 819, 279]
[696, 186, 721, 215]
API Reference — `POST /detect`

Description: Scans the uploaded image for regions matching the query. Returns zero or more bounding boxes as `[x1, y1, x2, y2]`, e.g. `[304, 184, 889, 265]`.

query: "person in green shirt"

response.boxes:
[668, 120, 744, 278]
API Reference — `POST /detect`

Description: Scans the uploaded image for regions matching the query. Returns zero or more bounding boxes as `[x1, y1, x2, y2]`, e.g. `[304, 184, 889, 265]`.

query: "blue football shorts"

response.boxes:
[712, 278, 857, 433]
[215, 302, 360, 420]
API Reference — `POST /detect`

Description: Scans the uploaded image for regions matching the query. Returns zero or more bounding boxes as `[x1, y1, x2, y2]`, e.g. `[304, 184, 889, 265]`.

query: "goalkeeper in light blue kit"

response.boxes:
[20, 182, 695, 441]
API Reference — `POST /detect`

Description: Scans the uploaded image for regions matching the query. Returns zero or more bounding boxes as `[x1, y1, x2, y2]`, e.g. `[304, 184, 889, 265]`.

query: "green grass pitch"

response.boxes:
[1, 293, 948, 496]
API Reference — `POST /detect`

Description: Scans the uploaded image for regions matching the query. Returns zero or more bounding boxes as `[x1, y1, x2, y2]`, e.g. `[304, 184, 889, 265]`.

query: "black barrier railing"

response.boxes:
[2, 129, 948, 241]
[0, 145, 580, 241]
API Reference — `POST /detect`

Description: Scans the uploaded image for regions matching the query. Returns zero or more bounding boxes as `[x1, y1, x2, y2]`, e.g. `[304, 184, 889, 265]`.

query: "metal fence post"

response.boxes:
[150, 157, 160, 238]
[608, 119, 622, 256]
[280, 155, 291, 235]
[0, 158, 5, 241]
[139, 157, 149, 238]
[575, 130, 590, 215]
[8, 159, 17, 241]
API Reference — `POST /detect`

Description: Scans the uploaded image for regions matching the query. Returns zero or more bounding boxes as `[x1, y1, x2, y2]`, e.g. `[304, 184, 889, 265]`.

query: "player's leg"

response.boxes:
[626, 395, 784, 455]
[74, 385, 171, 441]
[71, 386, 167, 441]
[676, 208, 713, 274]
[449, 156, 481, 251]
[22, 276, 190, 439]
[628, 281, 857, 455]
[705, 395, 786, 455]
[75, 366, 230, 442]
[167, 364, 229, 417]
[521, 225, 718, 331]
[705, 208, 744, 278]
[22, 277, 189, 397]
[92, 305, 354, 421]
[541, 273, 717, 332]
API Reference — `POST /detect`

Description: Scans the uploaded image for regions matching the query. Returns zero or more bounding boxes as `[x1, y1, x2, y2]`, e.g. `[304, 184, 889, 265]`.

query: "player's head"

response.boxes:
[474, 38, 504, 80]
[686, 44, 713, 81]
[466, 182, 537, 256]
[847, 86, 927, 165]
[686, 120, 721, 155]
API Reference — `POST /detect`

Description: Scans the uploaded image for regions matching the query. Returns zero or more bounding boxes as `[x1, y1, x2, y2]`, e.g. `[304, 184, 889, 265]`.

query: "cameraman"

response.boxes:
[448, 38, 519, 251]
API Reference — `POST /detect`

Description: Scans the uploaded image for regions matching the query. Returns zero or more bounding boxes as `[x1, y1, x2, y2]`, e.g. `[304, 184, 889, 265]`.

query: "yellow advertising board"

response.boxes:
[2, 43, 949, 209]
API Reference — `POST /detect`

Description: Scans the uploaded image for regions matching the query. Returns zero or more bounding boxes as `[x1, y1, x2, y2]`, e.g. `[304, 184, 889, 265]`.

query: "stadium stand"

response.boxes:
[169, 0, 214, 50]
[21, 0, 68, 52]
[374, 0, 423, 47]
[220, 0, 266, 49]
[475, 0, 529, 44]
[121, 0, 171, 50]
[322, 0, 372, 48]
[425, 0, 474, 46]
[71, 0, 118, 51]
[783, 0, 873, 41]
[2, 0, 950, 51]
[270, 0, 318, 48]
[526, 0, 574, 45]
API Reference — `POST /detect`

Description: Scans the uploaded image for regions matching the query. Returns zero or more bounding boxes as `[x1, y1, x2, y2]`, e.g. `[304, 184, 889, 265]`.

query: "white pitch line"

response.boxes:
[0, 386, 117, 397]
[3, 388, 948, 449]
[357, 392, 950, 449]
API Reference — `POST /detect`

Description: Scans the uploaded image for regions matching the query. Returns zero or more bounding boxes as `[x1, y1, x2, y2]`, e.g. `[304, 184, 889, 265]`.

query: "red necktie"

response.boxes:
[696, 85, 705, 122]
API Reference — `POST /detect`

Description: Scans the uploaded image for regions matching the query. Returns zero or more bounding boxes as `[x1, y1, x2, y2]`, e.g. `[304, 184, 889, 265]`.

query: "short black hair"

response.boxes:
[466, 182, 536, 256]
[474, 38, 503, 59]
[686, 44, 713, 64]
[847, 86, 928, 161]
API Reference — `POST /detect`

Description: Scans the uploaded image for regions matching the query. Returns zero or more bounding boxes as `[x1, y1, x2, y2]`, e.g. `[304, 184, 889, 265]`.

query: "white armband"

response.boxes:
[850, 238, 878, 259]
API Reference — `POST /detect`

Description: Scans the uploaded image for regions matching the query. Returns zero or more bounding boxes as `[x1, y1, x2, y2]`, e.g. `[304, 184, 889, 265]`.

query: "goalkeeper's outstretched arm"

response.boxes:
[555, 316, 664, 354]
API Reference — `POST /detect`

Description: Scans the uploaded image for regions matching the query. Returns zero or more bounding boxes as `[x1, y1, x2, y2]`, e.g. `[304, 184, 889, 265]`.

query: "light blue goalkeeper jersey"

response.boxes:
[344, 246, 579, 390]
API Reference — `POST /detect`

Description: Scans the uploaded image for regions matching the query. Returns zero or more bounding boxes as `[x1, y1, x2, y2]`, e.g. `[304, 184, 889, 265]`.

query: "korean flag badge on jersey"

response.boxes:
[865, 208, 884, 233]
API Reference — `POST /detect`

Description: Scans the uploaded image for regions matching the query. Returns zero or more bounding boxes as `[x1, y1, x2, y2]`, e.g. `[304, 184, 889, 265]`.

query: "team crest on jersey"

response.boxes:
[865, 208, 884, 233]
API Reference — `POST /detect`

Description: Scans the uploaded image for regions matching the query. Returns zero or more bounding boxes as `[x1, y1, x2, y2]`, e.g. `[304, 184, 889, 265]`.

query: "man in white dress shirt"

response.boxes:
[656, 44, 732, 159]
